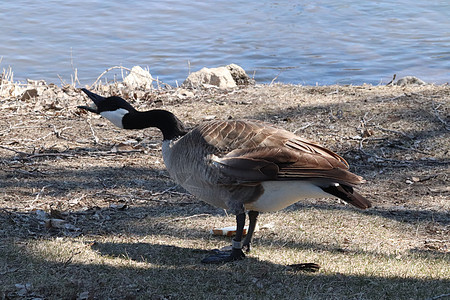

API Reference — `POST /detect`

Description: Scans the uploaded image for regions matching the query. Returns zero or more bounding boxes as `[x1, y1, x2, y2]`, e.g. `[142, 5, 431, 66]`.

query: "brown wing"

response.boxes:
[196, 120, 364, 185]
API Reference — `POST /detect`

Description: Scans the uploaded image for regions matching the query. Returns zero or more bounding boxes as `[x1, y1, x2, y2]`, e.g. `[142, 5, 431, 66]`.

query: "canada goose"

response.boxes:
[78, 88, 371, 264]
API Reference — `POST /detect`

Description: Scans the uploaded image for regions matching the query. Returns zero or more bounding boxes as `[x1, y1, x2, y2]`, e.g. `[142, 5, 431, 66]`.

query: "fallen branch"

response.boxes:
[1, 145, 146, 163]
[0, 145, 28, 156]
[101, 190, 195, 205]
[168, 213, 211, 222]
[25, 152, 75, 159]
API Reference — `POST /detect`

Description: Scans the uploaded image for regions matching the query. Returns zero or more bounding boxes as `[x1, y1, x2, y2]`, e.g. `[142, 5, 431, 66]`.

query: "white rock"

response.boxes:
[123, 66, 153, 89]
[174, 88, 194, 99]
[183, 66, 237, 89]
[183, 64, 252, 89]
[395, 76, 427, 86]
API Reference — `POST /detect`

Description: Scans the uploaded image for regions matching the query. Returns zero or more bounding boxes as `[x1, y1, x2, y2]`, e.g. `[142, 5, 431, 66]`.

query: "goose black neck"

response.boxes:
[122, 110, 188, 140]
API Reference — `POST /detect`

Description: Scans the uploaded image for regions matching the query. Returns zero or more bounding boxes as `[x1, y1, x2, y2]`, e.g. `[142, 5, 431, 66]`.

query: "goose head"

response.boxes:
[78, 88, 137, 129]
[78, 88, 187, 140]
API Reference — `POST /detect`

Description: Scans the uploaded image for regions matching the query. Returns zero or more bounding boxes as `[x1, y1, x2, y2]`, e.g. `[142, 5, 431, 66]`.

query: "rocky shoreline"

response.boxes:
[1, 63, 443, 102]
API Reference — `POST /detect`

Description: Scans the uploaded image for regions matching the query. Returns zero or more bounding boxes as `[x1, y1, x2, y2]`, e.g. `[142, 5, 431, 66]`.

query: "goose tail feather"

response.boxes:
[321, 184, 371, 209]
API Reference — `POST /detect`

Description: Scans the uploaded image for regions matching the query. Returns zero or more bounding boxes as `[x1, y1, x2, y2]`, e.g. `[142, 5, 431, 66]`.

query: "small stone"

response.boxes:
[123, 66, 153, 89]
[21, 89, 38, 100]
[183, 64, 252, 89]
[203, 115, 216, 120]
[174, 88, 194, 99]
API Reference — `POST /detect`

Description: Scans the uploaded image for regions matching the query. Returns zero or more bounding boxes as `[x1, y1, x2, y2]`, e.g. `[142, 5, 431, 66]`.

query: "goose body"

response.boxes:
[160, 119, 367, 214]
[79, 88, 371, 264]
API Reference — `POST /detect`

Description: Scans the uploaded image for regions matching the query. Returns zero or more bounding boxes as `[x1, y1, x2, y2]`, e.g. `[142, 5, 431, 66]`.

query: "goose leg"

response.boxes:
[201, 213, 246, 264]
[243, 210, 259, 253]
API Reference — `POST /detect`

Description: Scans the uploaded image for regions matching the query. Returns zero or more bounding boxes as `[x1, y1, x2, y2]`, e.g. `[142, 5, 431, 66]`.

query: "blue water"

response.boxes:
[0, 0, 449, 86]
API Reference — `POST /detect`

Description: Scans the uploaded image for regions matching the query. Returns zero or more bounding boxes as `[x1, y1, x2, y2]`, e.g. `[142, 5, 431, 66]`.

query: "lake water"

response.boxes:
[1, 0, 449, 86]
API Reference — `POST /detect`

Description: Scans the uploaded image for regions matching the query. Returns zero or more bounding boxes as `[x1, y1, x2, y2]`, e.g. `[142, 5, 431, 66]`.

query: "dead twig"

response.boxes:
[57, 74, 67, 86]
[87, 119, 100, 144]
[294, 122, 314, 134]
[359, 147, 449, 166]
[390, 144, 432, 155]
[374, 125, 413, 139]
[149, 185, 191, 197]
[1, 145, 146, 163]
[89, 66, 170, 88]
[29, 185, 52, 207]
[101, 191, 195, 205]
[26, 152, 75, 159]
[0, 145, 28, 156]
[52, 125, 73, 139]
[0, 267, 19, 276]
[432, 102, 450, 131]
[86, 149, 144, 156]
[270, 72, 281, 85]
[91, 66, 132, 87]
[63, 250, 83, 267]
[168, 213, 211, 222]
[427, 293, 450, 300]
[357, 138, 447, 166]
[386, 73, 396, 86]
[22, 131, 54, 143]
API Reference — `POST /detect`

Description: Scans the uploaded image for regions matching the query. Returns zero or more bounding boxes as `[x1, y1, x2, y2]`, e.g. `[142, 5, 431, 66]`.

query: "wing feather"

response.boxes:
[196, 120, 363, 185]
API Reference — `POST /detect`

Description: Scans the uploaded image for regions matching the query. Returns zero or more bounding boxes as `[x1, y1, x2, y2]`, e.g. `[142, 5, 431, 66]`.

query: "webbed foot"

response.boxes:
[201, 248, 245, 264]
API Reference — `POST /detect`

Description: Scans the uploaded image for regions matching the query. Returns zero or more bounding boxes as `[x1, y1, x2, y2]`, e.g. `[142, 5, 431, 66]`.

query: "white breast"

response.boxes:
[245, 181, 331, 212]
[161, 140, 174, 169]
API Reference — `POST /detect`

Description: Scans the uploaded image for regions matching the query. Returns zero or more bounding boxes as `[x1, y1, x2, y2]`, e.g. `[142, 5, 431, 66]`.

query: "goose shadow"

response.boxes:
[3, 240, 449, 300]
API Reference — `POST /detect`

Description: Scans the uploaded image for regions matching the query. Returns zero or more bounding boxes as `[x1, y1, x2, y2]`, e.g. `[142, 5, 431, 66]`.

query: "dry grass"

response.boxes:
[0, 81, 449, 299]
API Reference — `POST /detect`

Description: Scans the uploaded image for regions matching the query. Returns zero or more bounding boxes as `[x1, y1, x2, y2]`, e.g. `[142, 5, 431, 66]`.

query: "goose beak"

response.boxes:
[78, 88, 105, 114]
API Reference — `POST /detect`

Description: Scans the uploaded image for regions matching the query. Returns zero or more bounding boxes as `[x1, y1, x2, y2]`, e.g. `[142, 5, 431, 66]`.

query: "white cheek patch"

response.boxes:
[100, 109, 128, 129]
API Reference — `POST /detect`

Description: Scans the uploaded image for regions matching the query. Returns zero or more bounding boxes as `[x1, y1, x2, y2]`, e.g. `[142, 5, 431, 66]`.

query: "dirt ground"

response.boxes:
[0, 81, 449, 299]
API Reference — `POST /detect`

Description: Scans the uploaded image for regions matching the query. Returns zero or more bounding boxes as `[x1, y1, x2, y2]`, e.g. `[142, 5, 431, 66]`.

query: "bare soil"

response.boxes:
[0, 82, 449, 299]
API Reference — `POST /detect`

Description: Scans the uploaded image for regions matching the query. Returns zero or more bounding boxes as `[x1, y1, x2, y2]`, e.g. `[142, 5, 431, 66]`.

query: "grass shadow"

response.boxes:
[1, 238, 449, 300]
